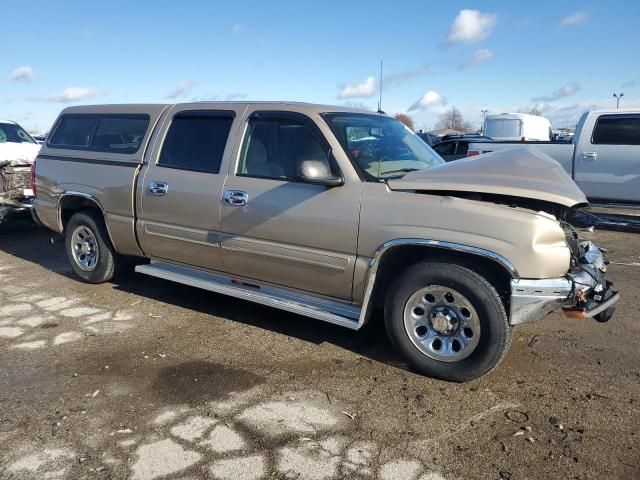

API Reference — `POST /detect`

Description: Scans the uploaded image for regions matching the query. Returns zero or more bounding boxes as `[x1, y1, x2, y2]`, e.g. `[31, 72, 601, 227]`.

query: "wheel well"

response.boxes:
[369, 245, 512, 314]
[59, 196, 103, 231]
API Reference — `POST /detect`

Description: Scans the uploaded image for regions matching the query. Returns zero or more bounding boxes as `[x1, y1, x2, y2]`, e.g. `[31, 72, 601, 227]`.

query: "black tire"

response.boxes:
[384, 261, 511, 382]
[65, 210, 123, 283]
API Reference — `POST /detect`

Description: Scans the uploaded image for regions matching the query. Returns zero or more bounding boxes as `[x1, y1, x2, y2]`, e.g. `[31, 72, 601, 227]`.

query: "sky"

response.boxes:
[2, 0, 639, 133]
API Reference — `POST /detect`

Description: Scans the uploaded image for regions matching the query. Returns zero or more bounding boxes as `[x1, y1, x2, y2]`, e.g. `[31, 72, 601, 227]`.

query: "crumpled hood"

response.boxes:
[387, 146, 588, 208]
[0, 142, 41, 167]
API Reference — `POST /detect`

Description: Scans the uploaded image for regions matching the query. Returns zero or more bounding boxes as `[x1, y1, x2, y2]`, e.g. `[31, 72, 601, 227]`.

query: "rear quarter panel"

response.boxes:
[34, 104, 169, 256]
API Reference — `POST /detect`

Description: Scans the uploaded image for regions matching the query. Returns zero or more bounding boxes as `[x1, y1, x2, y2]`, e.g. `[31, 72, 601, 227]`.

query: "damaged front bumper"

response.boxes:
[510, 241, 619, 325]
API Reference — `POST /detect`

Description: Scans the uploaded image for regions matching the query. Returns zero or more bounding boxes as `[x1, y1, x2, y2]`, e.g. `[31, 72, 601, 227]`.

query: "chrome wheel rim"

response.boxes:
[403, 285, 480, 362]
[71, 225, 99, 272]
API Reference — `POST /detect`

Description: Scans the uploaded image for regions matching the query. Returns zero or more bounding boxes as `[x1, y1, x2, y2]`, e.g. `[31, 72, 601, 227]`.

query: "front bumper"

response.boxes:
[509, 241, 619, 325]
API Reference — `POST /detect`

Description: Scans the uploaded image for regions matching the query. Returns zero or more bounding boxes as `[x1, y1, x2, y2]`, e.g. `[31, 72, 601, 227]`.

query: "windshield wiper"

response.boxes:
[380, 167, 421, 177]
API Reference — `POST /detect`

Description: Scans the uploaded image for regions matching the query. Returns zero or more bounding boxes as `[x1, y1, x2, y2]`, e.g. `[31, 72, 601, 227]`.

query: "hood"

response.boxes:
[0, 142, 41, 167]
[387, 146, 587, 208]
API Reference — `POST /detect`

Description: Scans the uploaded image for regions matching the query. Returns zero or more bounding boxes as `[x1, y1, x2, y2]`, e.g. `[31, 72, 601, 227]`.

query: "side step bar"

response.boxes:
[135, 261, 361, 330]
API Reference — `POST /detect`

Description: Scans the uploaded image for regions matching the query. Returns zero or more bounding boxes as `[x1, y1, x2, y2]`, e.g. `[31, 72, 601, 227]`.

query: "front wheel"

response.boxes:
[385, 261, 511, 382]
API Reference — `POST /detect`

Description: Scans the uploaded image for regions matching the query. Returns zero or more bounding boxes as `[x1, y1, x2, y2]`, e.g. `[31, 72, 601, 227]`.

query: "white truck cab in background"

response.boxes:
[484, 113, 552, 141]
[470, 109, 640, 204]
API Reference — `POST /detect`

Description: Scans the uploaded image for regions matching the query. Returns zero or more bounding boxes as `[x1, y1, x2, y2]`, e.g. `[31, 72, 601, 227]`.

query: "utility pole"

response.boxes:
[613, 93, 624, 109]
[480, 110, 488, 132]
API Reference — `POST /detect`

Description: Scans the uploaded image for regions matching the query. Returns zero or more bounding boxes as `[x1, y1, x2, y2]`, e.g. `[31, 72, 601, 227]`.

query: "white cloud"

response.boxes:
[232, 23, 246, 35]
[10, 66, 36, 82]
[532, 82, 581, 102]
[166, 80, 196, 99]
[445, 9, 497, 45]
[28, 87, 104, 103]
[560, 11, 589, 27]
[462, 49, 494, 68]
[622, 79, 637, 88]
[408, 90, 446, 111]
[382, 66, 428, 88]
[337, 76, 377, 99]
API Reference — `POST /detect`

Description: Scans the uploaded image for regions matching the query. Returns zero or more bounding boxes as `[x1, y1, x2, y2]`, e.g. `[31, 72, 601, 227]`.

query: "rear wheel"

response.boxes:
[385, 261, 511, 382]
[65, 210, 123, 283]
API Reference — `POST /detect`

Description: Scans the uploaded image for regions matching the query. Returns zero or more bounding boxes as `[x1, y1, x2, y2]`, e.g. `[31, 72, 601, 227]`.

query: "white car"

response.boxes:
[0, 120, 41, 222]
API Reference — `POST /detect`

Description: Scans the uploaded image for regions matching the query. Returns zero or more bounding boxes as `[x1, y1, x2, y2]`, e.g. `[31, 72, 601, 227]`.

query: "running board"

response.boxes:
[135, 261, 361, 330]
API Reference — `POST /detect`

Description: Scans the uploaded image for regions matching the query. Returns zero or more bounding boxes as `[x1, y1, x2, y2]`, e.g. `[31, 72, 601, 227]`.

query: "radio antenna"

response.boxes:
[377, 60, 383, 113]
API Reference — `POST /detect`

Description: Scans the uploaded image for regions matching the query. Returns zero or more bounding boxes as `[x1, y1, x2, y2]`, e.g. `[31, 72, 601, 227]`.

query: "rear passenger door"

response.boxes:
[138, 108, 240, 270]
[575, 113, 640, 202]
[220, 110, 361, 300]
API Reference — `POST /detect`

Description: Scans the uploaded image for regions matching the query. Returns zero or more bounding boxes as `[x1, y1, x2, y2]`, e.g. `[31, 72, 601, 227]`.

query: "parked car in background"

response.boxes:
[484, 113, 553, 141]
[0, 120, 40, 223]
[467, 109, 640, 204]
[33, 102, 618, 382]
[416, 131, 440, 146]
[432, 135, 493, 161]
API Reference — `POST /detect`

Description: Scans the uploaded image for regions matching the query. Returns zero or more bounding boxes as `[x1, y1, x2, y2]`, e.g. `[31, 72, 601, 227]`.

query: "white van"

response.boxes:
[484, 113, 552, 141]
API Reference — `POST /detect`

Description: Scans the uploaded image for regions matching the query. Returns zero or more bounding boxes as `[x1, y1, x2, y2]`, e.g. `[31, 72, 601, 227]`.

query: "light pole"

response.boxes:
[613, 93, 624, 109]
[481, 109, 488, 132]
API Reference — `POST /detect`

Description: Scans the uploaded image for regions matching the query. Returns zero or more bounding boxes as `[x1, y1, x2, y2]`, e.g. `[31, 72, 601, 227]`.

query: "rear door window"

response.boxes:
[49, 116, 98, 147]
[433, 141, 455, 156]
[455, 141, 469, 156]
[90, 116, 149, 153]
[592, 115, 640, 145]
[158, 112, 234, 173]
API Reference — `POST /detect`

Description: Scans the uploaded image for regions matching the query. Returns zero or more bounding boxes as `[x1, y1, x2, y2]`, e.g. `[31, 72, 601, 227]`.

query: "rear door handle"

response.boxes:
[223, 190, 249, 206]
[148, 181, 168, 196]
[583, 152, 598, 160]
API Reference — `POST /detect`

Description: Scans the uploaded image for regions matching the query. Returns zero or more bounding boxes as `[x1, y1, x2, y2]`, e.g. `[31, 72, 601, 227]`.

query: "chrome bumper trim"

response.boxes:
[509, 277, 573, 325]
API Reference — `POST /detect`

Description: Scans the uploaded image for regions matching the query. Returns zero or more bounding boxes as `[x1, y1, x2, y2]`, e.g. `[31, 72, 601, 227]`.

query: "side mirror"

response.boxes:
[294, 158, 344, 187]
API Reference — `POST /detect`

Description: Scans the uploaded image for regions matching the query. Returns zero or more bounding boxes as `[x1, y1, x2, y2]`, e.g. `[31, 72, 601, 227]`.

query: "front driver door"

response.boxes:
[220, 110, 361, 301]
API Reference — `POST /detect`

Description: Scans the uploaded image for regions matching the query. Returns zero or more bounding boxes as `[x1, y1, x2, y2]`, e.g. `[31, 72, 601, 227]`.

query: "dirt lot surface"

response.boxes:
[0, 221, 638, 480]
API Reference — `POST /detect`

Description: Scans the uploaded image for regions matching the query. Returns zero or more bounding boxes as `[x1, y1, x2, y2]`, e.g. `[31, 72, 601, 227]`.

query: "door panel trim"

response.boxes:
[144, 221, 220, 247]
[221, 235, 350, 272]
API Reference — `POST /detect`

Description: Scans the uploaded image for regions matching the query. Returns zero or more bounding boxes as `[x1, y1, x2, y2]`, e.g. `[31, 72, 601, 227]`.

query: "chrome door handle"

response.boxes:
[583, 152, 598, 160]
[223, 190, 249, 206]
[148, 181, 168, 196]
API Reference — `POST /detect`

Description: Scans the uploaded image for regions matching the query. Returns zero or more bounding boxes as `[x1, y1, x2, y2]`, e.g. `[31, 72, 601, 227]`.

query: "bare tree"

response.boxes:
[394, 113, 415, 131]
[435, 107, 472, 132]
[518, 106, 543, 116]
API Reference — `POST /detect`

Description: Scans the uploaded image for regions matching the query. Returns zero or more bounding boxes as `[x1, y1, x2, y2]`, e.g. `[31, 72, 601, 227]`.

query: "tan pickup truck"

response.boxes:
[32, 102, 619, 381]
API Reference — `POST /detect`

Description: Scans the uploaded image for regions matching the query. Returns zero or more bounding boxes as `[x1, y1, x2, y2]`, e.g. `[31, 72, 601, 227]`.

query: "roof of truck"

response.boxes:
[587, 108, 640, 115]
[58, 102, 379, 116]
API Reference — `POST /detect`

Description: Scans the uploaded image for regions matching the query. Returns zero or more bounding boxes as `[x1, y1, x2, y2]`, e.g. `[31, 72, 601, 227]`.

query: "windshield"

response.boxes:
[323, 113, 444, 180]
[0, 123, 37, 144]
[484, 119, 522, 139]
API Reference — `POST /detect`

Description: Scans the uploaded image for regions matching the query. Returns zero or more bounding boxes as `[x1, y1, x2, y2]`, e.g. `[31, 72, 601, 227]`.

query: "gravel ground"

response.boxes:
[0, 220, 638, 480]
